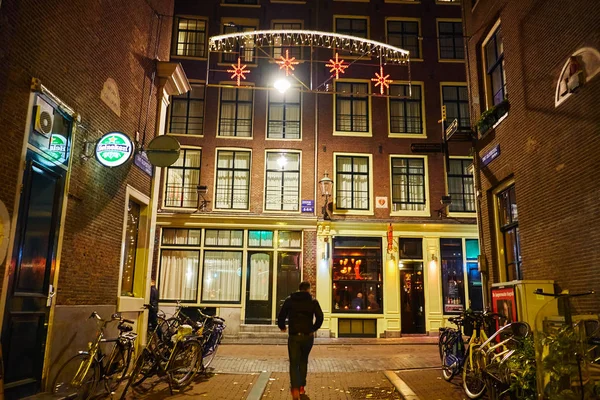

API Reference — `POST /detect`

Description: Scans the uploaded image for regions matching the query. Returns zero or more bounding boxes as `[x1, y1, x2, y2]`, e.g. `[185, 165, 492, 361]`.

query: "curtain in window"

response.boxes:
[265, 153, 299, 210]
[202, 251, 242, 302]
[249, 253, 270, 301]
[159, 250, 199, 301]
[337, 98, 352, 131]
[220, 89, 237, 136]
[336, 156, 368, 209]
[337, 156, 353, 208]
[392, 158, 425, 211]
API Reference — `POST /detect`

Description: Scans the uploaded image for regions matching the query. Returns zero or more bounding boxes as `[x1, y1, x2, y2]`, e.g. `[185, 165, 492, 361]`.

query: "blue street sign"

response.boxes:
[134, 151, 153, 176]
[481, 145, 500, 167]
[301, 200, 314, 213]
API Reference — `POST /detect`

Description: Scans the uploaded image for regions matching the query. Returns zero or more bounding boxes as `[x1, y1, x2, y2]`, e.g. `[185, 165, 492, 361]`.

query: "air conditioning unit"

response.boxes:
[34, 97, 55, 136]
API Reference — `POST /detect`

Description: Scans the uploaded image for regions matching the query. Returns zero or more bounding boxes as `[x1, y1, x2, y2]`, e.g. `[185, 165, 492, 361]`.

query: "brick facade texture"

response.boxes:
[0, 0, 174, 304]
[303, 230, 318, 297]
[465, 0, 600, 311]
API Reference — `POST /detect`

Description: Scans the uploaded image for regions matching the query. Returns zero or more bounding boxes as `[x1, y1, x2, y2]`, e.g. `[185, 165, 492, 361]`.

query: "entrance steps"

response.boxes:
[230, 323, 288, 339]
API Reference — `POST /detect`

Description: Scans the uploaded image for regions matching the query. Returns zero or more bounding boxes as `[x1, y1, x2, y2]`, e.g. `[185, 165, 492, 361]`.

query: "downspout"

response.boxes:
[313, 0, 319, 220]
[461, 3, 489, 309]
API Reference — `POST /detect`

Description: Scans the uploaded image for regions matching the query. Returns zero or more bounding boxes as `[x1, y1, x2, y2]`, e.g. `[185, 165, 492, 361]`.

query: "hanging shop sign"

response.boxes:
[95, 131, 134, 167]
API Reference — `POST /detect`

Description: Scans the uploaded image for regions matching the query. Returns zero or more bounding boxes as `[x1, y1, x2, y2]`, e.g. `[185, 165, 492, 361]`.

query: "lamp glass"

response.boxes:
[274, 78, 291, 94]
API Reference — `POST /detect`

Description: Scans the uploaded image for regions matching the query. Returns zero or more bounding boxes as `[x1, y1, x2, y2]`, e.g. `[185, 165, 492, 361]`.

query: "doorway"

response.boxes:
[1, 151, 66, 398]
[276, 251, 301, 317]
[400, 262, 426, 334]
[245, 252, 273, 324]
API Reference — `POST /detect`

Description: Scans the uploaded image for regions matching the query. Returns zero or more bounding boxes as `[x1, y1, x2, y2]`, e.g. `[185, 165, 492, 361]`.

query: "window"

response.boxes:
[438, 21, 464, 60]
[219, 87, 253, 137]
[159, 249, 200, 301]
[447, 158, 475, 213]
[389, 84, 423, 134]
[335, 82, 369, 133]
[335, 155, 370, 210]
[387, 20, 420, 59]
[391, 157, 426, 212]
[222, 23, 257, 63]
[442, 85, 470, 130]
[121, 200, 141, 297]
[167, 85, 204, 135]
[164, 149, 201, 208]
[202, 251, 243, 302]
[162, 228, 202, 246]
[440, 239, 465, 314]
[272, 22, 302, 59]
[484, 24, 506, 106]
[205, 229, 244, 246]
[173, 17, 207, 58]
[332, 237, 383, 314]
[267, 89, 300, 139]
[249, 230, 274, 247]
[335, 17, 368, 38]
[466, 239, 483, 311]
[265, 152, 300, 211]
[278, 231, 302, 248]
[497, 184, 521, 281]
[215, 150, 251, 209]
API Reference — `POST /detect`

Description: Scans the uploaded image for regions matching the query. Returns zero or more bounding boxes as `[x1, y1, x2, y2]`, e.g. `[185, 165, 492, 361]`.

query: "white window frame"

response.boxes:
[385, 17, 422, 61]
[263, 150, 302, 213]
[333, 79, 372, 137]
[165, 82, 205, 137]
[172, 15, 208, 60]
[446, 156, 476, 218]
[436, 18, 465, 62]
[266, 88, 302, 140]
[217, 83, 254, 139]
[333, 152, 374, 216]
[389, 154, 430, 217]
[388, 81, 426, 138]
[213, 148, 252, 212]
[162, 146, 202, 210]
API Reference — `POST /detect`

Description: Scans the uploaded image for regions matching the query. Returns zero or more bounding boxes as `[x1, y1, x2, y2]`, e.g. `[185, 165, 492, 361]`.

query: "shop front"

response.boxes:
[316, 223, 481, 338]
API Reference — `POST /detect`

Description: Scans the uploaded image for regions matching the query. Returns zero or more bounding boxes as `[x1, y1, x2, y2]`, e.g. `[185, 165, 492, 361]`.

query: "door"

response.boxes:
[245, 252, 273, 324]
[2, 151, 65, 398]
[400, 262, 426, 334]
[276, 251, 301, 317]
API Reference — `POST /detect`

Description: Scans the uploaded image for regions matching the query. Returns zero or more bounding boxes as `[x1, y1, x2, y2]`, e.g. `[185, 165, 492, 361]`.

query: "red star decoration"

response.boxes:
[326, 53, 348, 79]
[227, 58, 250, 86]
[371, 66, 393, 95]
[276, 49, 299, 76]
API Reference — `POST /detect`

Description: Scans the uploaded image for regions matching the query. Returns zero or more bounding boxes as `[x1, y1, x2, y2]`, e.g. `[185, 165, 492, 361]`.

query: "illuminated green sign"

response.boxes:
[95, 132, 133, 167]
[48, 134, 67, 161]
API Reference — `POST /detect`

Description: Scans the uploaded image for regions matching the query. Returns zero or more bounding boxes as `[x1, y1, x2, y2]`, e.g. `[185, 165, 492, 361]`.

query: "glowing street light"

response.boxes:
[274, 78, 291, 94]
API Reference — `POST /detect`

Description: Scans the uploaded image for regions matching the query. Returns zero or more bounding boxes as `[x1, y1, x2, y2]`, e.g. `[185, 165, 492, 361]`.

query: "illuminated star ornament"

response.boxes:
[372, 66, 393, 95]
[227, 58, 250, 86]
[326, 53, 348, 79]
[276, 49, 299, 76]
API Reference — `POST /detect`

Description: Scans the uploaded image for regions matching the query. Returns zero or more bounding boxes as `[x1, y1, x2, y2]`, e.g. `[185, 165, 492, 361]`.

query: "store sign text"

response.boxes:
[95, 132, 133, 167]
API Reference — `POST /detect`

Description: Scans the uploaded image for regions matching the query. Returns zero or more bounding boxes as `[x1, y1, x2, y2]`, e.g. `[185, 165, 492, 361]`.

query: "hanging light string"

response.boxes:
[209, 30, 410, 64]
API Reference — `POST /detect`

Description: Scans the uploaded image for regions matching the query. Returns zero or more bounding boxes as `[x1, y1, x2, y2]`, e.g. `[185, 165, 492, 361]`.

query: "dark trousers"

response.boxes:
[288, 334, 314, 389]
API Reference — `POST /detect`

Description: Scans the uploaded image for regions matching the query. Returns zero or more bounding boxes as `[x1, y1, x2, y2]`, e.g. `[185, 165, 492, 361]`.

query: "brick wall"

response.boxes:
[0, 0, 174, 304]
[465, 0, 600, 311]
[303, 230, 318, 297]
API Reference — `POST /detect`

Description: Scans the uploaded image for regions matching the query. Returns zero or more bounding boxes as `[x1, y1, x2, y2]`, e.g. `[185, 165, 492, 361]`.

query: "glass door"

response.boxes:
[400, 262, 425, 334]
[245, 252, 273, 324]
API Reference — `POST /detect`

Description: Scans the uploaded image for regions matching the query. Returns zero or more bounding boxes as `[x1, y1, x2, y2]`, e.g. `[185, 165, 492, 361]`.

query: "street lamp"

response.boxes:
[274, 78, 291, 94]
[319, 172, 333, 220]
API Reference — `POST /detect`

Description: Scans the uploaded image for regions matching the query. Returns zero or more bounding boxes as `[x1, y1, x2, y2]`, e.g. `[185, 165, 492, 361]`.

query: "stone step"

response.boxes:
[239, 324, 282, 333]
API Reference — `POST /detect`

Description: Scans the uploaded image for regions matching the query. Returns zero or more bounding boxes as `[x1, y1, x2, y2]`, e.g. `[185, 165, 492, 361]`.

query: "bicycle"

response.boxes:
[439, 314, 467, 381]
[52, 312, 137, 399]
[119, 319, 202, 398]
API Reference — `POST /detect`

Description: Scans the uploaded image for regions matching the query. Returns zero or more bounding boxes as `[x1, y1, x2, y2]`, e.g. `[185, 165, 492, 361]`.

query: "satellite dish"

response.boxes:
[145, 135, 181, 167]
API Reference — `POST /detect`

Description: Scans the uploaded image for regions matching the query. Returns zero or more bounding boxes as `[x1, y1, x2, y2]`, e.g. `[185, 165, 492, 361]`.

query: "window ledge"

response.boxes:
[212, 208, 251, 212]
[389, 132, 426, 139]
[333, 209, 374, 216]
[216, 135, 254, 139]
[170, 55, 208, 61]
[265, 137, 303, 141]
[333, 131, 372, 137]
[438, 59, 466, 63]
[447, 212, 477, 218]
[160, 207, 198, 213]
[167, 133, 204, 138]
[262, 209, 302, 214]
[389, 210, 431, 217]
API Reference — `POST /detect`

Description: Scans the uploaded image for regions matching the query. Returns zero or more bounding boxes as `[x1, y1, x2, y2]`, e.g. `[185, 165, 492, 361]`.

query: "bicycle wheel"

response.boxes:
[202, 329, 223, 370]
[438, 328, 450, 361]
[52, 353, 100, 400]
[168, 339, 203, 389]
[441, 351, 455, 381]
[462, 346, 486, 399]
[104, 343, 131, 393]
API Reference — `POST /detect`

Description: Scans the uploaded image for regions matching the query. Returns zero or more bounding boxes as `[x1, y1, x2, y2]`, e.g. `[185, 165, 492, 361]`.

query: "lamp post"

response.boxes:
[319, 172, 333, 220]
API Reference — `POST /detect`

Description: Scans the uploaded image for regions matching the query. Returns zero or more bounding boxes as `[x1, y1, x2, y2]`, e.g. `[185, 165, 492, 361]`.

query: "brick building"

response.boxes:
[464, 0, 600, 317]
[155, 0, 483, 340]
[0, 0, 189, 397]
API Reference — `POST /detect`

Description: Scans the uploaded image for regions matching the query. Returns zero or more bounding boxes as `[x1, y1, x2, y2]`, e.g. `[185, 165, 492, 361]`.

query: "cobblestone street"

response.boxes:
[120, 341, 474, 400]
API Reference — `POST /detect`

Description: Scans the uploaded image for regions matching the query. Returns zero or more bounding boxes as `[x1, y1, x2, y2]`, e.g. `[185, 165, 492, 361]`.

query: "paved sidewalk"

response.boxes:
[223, 337, 439, 346]
[395, 369, 475, 400]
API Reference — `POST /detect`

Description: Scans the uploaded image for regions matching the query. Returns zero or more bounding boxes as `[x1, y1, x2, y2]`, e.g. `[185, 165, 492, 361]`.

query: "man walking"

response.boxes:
[278, 281, 324, 400]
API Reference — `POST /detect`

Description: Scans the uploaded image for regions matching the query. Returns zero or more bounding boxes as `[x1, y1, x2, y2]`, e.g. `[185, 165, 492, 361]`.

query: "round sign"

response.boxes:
[145, 135, 181, 167]
[95, 132, 134, 167]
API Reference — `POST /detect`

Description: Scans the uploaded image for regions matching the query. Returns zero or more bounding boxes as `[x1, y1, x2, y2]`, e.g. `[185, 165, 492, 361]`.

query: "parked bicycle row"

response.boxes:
[51, 301, 226, 399]
[438, 290, 600, 400]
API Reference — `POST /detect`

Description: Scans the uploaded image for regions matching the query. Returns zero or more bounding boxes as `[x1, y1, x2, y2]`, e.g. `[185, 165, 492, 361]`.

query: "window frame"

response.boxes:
[333, 152, 373, 215]
[263, 150, 302, 213]
[446, 156, 476, 217]
[492, 180, 521, 282]
[166, 82, 205, 136]
[481, 20, 506, 110]
[217, 84, 254, 138]
[385, 18, 422, 61]
[388, 81, 426, 138]
[333, 15, 370, 59]
[221, 0, 260, 6]
[389, 154, 430, 217]
[440, 82, 470, 131]
[436, 18, 464, 62]
[213, 148, 252, 211]
[158, 248, 201, 303]
[333, 80, 372, 137]
[271, 20, 304, 61]
[171, 16, 208, 60]
[162, 147, 202, 210]
[219, 18, 260, 65]
[266, 88, 302, 140]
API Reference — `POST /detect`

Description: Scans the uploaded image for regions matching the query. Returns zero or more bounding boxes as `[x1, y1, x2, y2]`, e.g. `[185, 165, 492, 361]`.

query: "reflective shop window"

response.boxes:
[441, 238, 465, 314]
[466, 239, 483, 311]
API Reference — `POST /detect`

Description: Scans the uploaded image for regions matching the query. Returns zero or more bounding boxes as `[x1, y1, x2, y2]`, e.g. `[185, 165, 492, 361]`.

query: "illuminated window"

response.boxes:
[267, 89, 300, 139]
[389, 84, 423, 134]
[265, 152, 300, 211]
[219, 87, 253, 137]
[173, 17, 207, 58]
[447, 158, 475, 213]
[335, 82, 369, 133]
[391, 157, 426, 211]
[215, 150, 251, 209]
[167, 85, 204, 135]
[335, 155, 370, 210]
[483, 25, 506, 106]
[164, 149, 201, 208]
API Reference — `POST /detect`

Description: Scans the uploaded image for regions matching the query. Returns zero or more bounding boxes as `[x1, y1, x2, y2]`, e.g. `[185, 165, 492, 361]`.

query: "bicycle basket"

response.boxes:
[173, 324, 193, 342]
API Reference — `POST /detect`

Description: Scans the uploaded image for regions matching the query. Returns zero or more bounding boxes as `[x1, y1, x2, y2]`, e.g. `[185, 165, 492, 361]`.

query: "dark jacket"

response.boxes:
[277, 291, 324, 335]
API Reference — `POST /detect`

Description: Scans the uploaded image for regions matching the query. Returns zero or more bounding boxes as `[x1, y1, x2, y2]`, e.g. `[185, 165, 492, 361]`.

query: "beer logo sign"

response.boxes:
[95, 132, 133, 167]
[48, 134, 67, 161]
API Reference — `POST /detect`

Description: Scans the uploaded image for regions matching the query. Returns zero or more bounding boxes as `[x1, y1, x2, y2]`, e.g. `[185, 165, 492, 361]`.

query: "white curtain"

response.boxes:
[201, 251, 242, 302]
[159, 250, 199, 301]
[337, 157, 353, 209]
[162, 229, 201, 246]
[249, 253, 270, 301]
